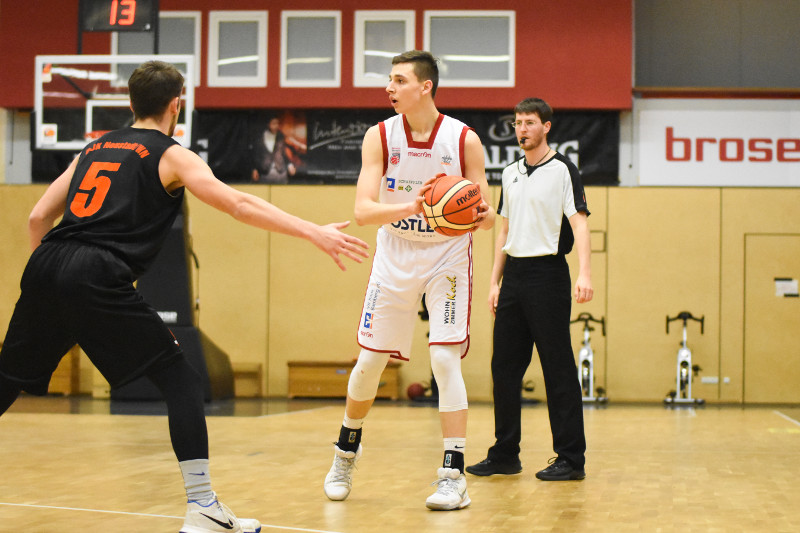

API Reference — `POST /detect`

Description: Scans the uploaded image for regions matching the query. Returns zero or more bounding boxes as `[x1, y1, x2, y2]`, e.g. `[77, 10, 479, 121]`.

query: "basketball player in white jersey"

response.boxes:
[323, 50, 495, 510]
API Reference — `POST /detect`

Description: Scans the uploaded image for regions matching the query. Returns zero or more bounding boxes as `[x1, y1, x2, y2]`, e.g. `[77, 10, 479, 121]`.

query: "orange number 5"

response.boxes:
[69, 161, 120, 217]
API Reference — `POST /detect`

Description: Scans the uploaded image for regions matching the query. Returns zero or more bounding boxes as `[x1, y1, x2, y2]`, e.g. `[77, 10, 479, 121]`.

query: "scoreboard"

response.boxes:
[79, 0, 158, 32]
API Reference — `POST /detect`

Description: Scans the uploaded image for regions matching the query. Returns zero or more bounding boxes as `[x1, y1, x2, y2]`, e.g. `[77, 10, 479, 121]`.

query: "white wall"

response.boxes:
[2, 110, 33, 184]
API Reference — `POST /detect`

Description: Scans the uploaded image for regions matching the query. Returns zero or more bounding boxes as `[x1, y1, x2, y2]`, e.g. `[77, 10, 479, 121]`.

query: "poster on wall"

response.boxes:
[448, 110, 619, 185]
[32, 108, 619, 184]
[303, 110, 394, 182]
[637, 99, 800, 186]
[174, 109, 620, 185]
[196, 109, 391, 184]
[195, 110, 310, 184]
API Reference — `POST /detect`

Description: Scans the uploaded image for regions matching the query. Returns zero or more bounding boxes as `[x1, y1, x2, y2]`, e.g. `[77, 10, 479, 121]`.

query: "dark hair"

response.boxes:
[514, 98, 553, 123]
[392, 50, 439, 98]
[128, 61, 184, 120]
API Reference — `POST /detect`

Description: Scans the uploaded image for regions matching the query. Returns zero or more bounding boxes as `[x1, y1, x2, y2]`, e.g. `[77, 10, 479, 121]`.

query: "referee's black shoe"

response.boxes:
[535, 457, 586, 481]
[465, 457, 522, 476]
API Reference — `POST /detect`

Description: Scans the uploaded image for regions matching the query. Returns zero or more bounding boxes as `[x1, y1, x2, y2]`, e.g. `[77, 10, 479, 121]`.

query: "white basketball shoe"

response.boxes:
[324, 444, 362, 501]
[180, 494, 261, 533]
[425, 467, 471, 511]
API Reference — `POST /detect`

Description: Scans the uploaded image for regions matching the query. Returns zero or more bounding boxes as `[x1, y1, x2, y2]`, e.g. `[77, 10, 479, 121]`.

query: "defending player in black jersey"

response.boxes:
[0, 61, 368, 533]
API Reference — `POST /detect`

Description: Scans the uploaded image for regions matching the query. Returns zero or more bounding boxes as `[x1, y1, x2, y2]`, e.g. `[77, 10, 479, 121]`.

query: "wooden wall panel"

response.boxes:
[606, 188, 721, 402]
[719, 189, 800, 402]
[187, 186, 269, 392]
[3, 185, 800, 402]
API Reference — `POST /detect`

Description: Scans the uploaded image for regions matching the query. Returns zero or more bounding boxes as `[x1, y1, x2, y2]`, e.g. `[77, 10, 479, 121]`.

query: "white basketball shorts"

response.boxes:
[357, 227, 472, 360]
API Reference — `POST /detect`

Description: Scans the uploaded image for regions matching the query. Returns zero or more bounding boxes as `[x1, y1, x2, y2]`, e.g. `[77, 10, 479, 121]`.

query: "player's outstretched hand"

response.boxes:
[312, 221, 370, 271]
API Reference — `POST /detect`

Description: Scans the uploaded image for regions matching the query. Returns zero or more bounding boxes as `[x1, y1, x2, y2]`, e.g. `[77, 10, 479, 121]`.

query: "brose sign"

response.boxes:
[666, 127, 800, 162]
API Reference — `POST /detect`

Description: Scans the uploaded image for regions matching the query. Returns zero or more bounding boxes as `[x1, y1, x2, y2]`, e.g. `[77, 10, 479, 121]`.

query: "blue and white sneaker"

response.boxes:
[180, 494, 261, 533]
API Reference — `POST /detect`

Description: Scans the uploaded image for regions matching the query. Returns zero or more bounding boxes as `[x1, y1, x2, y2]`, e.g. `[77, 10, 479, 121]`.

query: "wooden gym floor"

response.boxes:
[1, 396, 799, 532]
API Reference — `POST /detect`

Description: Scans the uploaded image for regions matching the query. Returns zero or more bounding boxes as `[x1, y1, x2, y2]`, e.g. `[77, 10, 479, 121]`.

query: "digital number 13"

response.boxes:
[110, 0, 137, 26]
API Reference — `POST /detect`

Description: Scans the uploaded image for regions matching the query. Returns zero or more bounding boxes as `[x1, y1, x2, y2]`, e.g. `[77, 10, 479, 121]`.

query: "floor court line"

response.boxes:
[0, 502, 181, 519]
[0, 502, 343, 533]
[773, 409, 800, 426]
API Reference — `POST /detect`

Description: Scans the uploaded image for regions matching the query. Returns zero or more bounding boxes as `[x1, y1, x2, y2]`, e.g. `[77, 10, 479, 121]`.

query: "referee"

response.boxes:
[467, 97, 592, 481]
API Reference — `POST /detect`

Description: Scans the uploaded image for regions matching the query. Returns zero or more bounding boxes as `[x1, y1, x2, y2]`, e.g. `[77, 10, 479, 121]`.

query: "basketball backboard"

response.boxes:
[34, 54, 194, 150]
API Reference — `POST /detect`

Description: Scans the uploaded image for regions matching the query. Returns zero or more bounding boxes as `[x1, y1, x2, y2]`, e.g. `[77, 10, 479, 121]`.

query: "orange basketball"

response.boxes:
[422, 175, 482, 236]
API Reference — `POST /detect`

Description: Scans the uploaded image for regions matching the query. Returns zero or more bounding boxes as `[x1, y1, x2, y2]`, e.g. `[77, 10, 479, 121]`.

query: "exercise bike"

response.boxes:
[570, 312, 608, 403]
[664, 311, 705, 405]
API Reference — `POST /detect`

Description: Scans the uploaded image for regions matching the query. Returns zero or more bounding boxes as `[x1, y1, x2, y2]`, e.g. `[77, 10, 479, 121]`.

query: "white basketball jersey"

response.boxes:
[379, 113, 470, 242]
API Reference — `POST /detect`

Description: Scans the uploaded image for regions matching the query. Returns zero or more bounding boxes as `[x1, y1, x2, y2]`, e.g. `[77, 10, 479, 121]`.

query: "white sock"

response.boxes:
[179, 459, 214, 505]
[444, 437, 466, 453]
[343, 415, 364, 430]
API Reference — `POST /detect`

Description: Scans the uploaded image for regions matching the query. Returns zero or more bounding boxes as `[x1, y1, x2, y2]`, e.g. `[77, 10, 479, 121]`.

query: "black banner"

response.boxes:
[33, 109, 619, 185]
[447, 110, 619, 185]
[132, 109, 620, 185]
[302, 109, 393, 183]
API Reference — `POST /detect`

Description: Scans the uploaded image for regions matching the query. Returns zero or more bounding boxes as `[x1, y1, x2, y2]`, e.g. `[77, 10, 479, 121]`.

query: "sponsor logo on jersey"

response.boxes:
[446, 275, 457, 300]
[366, 282, 381, 311]
[157, 311, 179, 323]
[441, 154, 452, 166]
[390, 148, 401, 165]
[391, 216, 435, 234]
[408, 150, 432, 158]
[387, 177, 422, 193]
[87, 141, 150, 159]
[363, 312, 373, 329]
[444, 276, 457, 324]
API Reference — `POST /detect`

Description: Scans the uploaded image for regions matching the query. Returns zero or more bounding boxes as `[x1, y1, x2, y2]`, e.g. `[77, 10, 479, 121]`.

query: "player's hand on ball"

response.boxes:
[470, 200, 492, 232]
[422, 175, 482, 236]
[415, 175, 440, 206]
[412, 174, 441, 215]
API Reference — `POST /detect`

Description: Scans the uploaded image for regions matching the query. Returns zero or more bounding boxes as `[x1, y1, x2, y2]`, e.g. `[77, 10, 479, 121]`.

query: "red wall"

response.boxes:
[0, 0, 632, 110]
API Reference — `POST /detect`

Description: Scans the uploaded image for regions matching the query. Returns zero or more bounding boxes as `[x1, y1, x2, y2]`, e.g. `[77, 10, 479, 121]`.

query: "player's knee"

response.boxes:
[347, 349, 390, 401]
[146, 353, 202, 397]
[430, 344, 461, 378]
[430, 345, 468, 411]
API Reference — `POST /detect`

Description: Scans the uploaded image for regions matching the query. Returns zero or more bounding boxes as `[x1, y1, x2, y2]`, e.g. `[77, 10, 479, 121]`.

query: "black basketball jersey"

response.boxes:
[43, 127, 184, 277]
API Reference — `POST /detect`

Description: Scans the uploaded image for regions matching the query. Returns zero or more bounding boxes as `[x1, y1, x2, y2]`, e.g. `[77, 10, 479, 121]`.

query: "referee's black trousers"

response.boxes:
[487, 254, 586, 469]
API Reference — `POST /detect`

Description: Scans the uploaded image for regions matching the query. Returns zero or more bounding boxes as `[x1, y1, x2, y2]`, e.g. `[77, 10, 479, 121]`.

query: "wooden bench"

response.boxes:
[232, 362, 263, 397]
[288, 360, 400, 400]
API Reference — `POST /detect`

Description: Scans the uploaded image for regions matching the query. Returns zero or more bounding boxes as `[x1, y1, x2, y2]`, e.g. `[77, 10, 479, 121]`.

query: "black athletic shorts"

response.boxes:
[0, 240, 183, 395]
